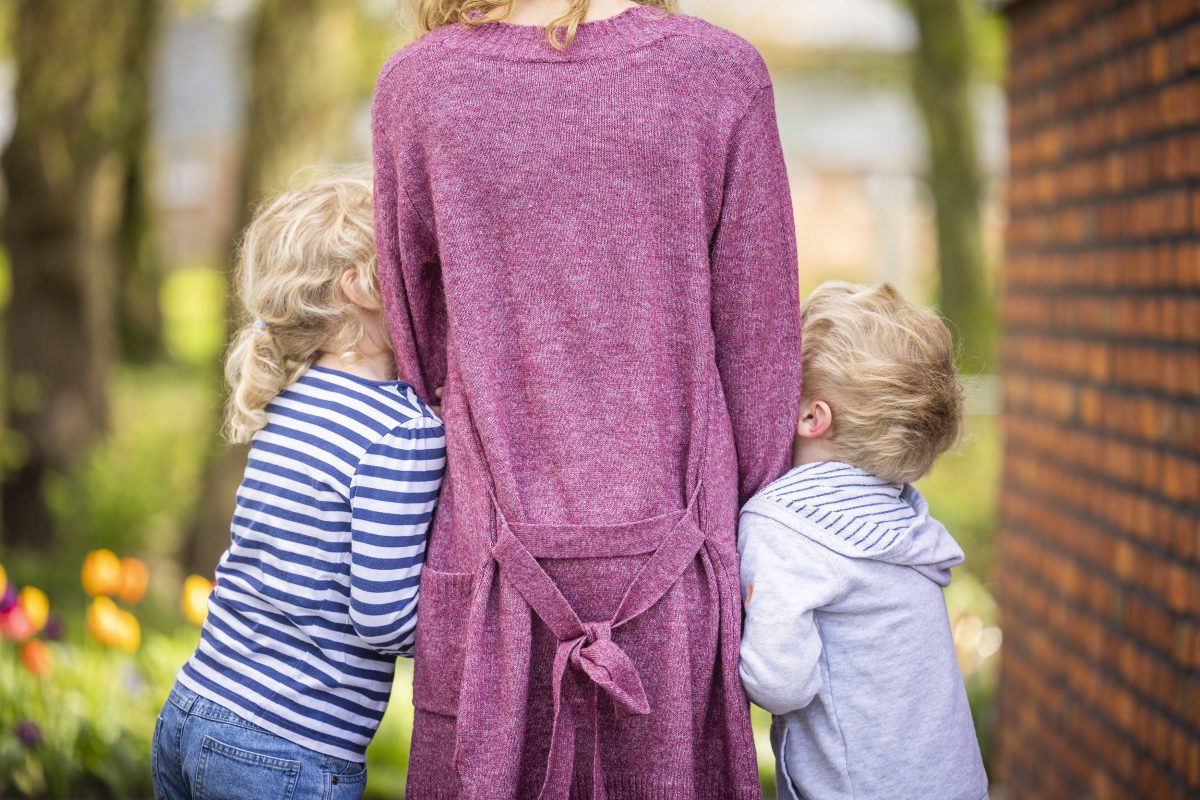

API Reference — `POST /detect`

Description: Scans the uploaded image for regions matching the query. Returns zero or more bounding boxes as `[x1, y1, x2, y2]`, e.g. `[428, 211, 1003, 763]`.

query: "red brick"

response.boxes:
[1000, 1, 1200, 795]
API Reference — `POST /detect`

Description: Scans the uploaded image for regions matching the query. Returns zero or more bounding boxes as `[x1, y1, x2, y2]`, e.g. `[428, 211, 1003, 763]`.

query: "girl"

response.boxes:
[373, 1, 801, 798]
[151, 172, 445, 800]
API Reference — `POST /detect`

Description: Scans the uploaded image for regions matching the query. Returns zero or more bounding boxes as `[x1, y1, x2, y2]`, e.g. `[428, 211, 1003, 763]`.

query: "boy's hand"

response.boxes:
[430, 386, 444, 416]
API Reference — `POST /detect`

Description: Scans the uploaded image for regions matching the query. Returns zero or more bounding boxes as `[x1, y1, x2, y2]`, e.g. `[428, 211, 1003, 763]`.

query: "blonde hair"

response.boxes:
[801, 281, 963, 484]
[415, 0, 677, 50]
[224, 169, 382, 444]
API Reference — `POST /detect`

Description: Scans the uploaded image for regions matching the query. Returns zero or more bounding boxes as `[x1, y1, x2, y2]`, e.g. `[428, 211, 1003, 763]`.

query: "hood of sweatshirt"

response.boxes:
[742, 461, 964, 586]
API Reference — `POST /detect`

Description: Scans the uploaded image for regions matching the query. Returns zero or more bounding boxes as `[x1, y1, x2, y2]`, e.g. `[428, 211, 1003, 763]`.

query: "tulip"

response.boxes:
[42, 615, 65, 642]
[117, 557, 149, 604]
[0, 582, 17, 613]
[0, 562, 6, 596]
[0, 604, 35, 641]
[87, 596, 122, 645]
[111, 609, 141, 653]
[19, 640, 51, 676]
[182, 575, 213, 626]
[15, 720, 42, 748]
[82, 549, 122, 597]
[18, 586, 48, 634]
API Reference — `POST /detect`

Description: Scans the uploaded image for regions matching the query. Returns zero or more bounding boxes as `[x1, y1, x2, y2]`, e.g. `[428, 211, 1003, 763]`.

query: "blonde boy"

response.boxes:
[739, 282, 988, 800]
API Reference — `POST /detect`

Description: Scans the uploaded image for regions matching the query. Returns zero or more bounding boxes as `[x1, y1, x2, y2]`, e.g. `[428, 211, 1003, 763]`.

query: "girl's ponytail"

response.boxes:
[221, 169, 379, 444]
[224, 324, 303, 444]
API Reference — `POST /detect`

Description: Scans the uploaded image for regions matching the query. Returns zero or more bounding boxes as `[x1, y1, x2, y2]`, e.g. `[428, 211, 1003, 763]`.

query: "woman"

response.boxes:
[372, 1, 800, 798]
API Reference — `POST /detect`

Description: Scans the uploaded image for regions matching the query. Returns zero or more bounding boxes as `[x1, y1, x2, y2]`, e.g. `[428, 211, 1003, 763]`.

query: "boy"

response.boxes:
[739, 281, 988, 800]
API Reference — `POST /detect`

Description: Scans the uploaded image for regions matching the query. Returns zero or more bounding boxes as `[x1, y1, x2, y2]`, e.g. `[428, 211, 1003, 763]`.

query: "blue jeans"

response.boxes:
[152, 682, 367, 800]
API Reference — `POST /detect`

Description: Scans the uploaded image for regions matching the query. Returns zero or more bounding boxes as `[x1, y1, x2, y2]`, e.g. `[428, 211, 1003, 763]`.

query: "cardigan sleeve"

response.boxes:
[372, 81, 446, 405]
[710, 85, 803, 506]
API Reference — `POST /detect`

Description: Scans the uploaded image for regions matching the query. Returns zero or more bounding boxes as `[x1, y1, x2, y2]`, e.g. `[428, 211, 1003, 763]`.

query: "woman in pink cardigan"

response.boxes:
[372, 1, 800, 797]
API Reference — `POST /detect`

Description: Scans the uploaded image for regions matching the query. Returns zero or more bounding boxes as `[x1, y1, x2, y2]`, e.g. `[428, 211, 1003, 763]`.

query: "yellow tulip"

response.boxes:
[86, 597, 122, 645]
[18, 587, 48, 634]
[111, 609, 141, 653]
[181, 575, 213, 626]
[0, 563, 7, 595]
[82, 550, 122, 597]
[117, 557, 149, 605]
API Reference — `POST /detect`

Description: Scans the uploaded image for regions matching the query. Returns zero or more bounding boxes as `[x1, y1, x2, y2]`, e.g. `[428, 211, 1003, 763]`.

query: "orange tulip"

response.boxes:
[82, 549, 122, 597]
[18, 587, 48, 634]
[0, 563, 7, 595]
[117, 557, 149, 604]
[181, 575, 213, 626]
[18, 640, 51, 676]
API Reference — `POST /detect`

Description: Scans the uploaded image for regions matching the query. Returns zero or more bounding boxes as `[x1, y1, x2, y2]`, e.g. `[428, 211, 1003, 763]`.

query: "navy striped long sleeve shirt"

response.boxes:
[178, 365, 445, 762]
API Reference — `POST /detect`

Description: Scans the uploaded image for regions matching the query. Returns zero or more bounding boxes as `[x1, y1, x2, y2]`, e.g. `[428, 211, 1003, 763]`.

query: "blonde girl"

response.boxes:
[152, 171, 445, 800]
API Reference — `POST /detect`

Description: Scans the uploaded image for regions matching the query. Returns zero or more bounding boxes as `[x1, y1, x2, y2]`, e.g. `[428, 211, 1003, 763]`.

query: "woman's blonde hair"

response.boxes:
[415, 0, 677, 50]
[224, 169, 382, 444]
[801, 281, 964, 484]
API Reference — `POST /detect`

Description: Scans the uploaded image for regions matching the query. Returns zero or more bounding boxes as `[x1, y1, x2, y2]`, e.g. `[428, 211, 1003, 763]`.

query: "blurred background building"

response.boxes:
[154, 0, 1009, 300]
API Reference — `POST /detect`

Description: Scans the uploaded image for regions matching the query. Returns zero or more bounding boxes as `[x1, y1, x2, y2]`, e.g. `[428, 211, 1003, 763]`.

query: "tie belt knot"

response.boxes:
[562, 622, 650, 718]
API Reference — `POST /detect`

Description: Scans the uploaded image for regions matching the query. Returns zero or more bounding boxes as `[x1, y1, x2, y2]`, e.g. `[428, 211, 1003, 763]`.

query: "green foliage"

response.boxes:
[161, 266, 229, 369]
[364, 662, 415, 798]
[916, 413, 1001, 585]
[28, 367, 213, 607]
[974, 12, 1008, 84]
[0, 630, 197, 799]
[945, 568, 1001, 765]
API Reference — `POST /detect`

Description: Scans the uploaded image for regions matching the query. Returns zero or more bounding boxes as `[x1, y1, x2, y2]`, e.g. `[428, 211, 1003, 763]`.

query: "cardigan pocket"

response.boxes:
[412, 566, 475, 716]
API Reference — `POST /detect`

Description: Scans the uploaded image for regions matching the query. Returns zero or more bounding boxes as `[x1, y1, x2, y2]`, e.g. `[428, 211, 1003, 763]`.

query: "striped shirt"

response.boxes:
[758, 461, 917, 553]
[178, 365, 445, 762]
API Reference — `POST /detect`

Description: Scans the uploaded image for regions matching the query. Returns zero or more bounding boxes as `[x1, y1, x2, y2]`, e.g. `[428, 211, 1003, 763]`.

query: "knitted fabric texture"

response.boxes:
[372, 7, 801, 799]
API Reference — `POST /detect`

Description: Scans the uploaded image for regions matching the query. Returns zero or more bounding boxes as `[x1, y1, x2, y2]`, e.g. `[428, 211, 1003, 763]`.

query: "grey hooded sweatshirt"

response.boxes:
[738, 461, 988, 800]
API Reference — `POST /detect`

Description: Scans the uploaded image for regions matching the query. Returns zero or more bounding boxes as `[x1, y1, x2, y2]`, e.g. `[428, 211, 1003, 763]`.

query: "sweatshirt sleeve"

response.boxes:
[348, 416, 446, 656]
[738, 512, 846, 716]
[710, 85, 803, 506]
[372, 76, 446, 405]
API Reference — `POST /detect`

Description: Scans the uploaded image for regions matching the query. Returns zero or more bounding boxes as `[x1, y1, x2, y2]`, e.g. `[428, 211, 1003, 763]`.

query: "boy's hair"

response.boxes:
[224, 167, 380, 443]
[801, 281, 963, 484]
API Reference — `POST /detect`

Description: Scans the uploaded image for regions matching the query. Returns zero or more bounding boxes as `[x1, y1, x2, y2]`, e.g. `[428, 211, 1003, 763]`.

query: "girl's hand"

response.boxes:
[431, 386, 444, 416]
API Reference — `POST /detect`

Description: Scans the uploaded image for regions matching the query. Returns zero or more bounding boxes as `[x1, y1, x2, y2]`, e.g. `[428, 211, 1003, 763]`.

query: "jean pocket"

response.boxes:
[411, 567, 475, 716]
[195, 735, 301, 800]
[327, 762, 367, 800]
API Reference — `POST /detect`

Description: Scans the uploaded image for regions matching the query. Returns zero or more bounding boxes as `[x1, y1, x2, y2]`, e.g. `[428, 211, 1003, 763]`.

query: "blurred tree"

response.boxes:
[182, 0, 381, 574]
[905, 0, 993, 368]
[2, 0, 159, 548]
[117, 1, 166, 364]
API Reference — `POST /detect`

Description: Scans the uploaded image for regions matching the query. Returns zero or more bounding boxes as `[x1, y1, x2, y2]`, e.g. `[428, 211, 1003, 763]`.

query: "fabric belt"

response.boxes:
[489, 485, 706, 800]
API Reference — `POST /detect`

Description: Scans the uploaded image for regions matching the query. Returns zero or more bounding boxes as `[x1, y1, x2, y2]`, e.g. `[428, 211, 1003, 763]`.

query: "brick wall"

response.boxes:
[997, 0, 1200, 797]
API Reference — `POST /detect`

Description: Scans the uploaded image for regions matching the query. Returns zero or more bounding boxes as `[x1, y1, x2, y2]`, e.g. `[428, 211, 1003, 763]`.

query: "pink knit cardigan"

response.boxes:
[372, 8, 801, 799]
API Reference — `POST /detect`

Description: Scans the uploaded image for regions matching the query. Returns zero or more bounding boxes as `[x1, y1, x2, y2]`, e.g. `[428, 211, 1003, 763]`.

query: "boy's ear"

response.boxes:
[340, 268, 381, 312]
[796, 398, 833, 440]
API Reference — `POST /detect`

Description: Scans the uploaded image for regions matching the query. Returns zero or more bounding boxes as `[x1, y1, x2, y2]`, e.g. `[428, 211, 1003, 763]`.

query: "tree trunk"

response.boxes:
[1, 0, 156, 548]
[117, 1, 166, 364]
[182, 0, 369, 575]
[907, 0, 993, 369]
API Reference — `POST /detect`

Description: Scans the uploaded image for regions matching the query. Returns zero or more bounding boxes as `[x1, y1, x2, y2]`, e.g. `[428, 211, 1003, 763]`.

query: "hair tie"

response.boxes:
[252, 319, 270, 337]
